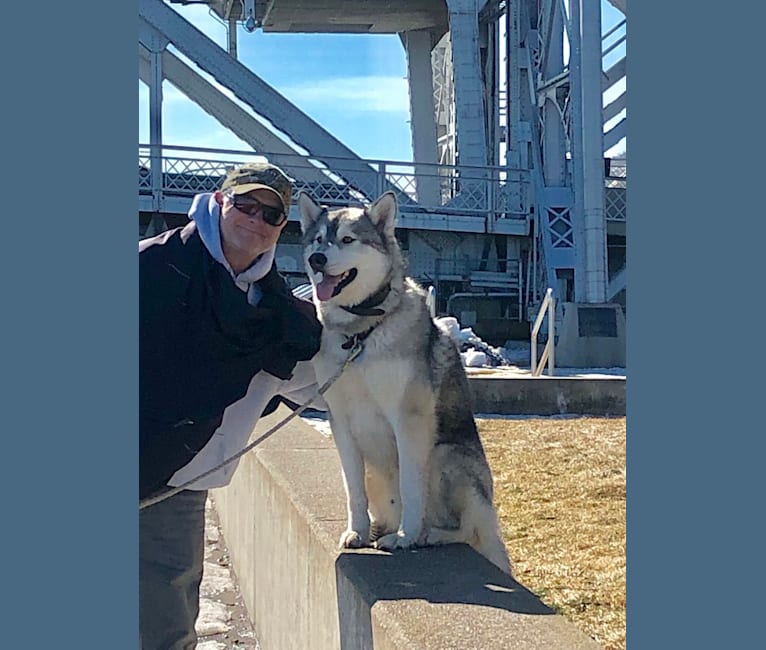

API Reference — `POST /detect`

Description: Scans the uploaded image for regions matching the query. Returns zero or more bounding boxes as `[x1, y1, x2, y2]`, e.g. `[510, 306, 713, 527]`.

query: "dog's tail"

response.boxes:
[469, 499, 513, 575]
[426, 495, 512, 575]
[473, 524, 512, 574]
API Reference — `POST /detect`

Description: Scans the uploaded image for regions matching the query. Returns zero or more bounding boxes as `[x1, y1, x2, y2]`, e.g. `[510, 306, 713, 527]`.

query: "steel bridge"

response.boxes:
[139, 0, 627, 339]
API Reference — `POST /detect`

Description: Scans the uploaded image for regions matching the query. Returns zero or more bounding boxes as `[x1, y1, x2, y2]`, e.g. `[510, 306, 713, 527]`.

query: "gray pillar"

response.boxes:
[567, 0, 586, 302]
[542, 2, 566, 187]
[502, 0, 525, 226]
[445, 0, 489, 167]
[403, 29, 441, 205]
[579, 0, 607, 303]
[148, 33, 165, 213]
[432, 35, 456, 167]
[227, 17, 238, 58]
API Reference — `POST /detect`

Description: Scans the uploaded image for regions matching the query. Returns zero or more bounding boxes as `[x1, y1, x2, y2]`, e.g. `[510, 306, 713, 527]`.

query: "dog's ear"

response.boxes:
[367, 191, 398, 237]
[297, 192, 324, 234]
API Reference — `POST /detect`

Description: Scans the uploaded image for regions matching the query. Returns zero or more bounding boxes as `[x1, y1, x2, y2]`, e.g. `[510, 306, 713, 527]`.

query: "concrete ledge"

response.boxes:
[213, 406, 603, 649]
[468, 376, 626, 416]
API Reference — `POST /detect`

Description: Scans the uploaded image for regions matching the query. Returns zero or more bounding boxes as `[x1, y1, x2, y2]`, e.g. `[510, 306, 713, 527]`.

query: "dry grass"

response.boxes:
[478, 416, 626, 650]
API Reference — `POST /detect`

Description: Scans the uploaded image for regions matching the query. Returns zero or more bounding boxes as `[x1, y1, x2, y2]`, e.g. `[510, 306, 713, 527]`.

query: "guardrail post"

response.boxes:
[548, 292, 556, 375]
[487, 172, 496, 232]
[426, 286, 437, 318]
[150, 143, 162, 212]
[148, 33, 165, 213]
[377, 162, 386, 198]
[531, 288, 555, 376]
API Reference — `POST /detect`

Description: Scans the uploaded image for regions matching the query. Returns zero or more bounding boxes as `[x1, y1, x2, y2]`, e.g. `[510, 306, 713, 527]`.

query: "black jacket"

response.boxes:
[139, 223, 321, 499]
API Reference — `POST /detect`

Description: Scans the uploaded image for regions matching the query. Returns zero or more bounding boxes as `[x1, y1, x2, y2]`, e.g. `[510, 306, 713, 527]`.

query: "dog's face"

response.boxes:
[298, 192, 398, 306]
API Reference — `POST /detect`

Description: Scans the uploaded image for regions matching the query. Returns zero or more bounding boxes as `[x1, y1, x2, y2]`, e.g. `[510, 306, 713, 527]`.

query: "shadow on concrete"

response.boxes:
[335, 543, 555, 649]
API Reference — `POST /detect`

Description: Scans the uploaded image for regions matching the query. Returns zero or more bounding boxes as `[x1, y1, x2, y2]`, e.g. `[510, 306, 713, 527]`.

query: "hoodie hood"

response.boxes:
[188, 193, 276, 293]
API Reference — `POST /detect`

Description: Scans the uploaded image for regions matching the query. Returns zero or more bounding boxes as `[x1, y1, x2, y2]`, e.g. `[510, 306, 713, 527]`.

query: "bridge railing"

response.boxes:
[139, 144, 533, 221]
[139, 145, 625, 223]
[605, 157, 626, 222]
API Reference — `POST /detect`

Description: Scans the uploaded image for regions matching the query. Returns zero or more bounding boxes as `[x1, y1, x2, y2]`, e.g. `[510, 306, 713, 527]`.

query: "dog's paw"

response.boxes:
[374, 531, 418, 552]
[338, 529, 369, 549]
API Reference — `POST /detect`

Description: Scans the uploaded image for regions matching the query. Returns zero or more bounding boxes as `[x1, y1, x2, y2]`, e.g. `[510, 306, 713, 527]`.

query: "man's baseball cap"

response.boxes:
[220, 162, 293, 211]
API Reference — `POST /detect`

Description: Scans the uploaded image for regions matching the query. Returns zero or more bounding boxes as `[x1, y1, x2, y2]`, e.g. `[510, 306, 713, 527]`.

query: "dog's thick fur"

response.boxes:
[298, 191, 511, 574]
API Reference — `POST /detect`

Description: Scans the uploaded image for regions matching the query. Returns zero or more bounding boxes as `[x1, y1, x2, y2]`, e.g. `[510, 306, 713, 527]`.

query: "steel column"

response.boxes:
[541, 0, 567, 187]
[445, 0, 490, 167]
[148, 33, 165, 213]
[579, 0, 607, 303]
[404, 29, 441, 204]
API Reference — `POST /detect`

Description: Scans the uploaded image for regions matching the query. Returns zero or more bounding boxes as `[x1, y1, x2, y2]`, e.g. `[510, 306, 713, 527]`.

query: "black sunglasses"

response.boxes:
[226, 192, 287, 226]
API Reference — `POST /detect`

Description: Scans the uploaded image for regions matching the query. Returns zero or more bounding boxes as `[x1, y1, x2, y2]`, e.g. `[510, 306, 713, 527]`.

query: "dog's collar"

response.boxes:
[339, 283, 391, 317]
[341, 326, 375, 350]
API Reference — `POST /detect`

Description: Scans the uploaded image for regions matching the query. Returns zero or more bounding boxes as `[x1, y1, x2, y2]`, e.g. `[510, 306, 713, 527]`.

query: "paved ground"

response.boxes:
[196, 497, 259, 649]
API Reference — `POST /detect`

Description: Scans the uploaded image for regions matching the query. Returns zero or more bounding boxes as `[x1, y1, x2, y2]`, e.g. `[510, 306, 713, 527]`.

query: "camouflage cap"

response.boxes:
[220, 162, 293, 211]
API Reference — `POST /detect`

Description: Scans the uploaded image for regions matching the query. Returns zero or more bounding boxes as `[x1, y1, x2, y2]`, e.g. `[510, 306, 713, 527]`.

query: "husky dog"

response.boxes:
[298, 191, 511, 574]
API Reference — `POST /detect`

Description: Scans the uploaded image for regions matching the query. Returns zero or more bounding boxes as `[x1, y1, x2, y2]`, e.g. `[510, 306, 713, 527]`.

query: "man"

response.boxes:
[139, 162, 324, 649]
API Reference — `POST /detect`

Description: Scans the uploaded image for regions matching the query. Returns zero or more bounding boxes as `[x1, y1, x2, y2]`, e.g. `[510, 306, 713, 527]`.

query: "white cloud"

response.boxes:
[152, 73, 410, 118]
[279, 76, 410, 114]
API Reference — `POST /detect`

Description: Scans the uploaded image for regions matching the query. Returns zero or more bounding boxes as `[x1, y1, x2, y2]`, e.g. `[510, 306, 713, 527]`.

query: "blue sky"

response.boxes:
[139, 2, 625, 162]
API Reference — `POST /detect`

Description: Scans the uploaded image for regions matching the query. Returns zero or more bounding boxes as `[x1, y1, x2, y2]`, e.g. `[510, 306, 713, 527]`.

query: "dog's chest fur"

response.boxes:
[313, 302, 434, 467]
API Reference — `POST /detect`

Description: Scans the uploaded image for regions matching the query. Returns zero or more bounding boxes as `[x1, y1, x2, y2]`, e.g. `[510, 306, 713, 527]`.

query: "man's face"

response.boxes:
[217, 188, 288, 271]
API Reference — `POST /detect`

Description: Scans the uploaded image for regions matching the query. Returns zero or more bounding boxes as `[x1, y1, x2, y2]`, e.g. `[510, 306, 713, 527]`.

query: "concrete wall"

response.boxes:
[212, 406, 604, 650]
[468, 376, 626, 416]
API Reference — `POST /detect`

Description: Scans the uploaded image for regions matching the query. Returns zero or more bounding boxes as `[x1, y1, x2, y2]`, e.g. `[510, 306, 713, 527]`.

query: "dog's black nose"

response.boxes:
[308, 252, 327, 273]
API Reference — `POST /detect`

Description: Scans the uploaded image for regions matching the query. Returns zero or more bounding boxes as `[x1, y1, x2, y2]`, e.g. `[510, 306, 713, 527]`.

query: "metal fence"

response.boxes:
[139, 144, 532, 219]
[605, 158, 626, 222]
[139, 145, 626, 223]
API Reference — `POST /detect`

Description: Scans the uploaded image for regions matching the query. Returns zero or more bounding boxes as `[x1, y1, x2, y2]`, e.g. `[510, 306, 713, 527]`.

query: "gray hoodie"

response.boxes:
[189, 192, 276, 305]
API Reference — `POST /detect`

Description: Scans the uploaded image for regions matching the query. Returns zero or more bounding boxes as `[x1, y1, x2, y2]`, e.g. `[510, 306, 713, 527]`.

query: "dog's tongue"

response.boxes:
[315, 273, 342, 301]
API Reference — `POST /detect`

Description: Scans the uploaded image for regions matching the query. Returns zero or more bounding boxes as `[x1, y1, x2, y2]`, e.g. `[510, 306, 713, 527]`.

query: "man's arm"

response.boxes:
[266, 360, 329, 414]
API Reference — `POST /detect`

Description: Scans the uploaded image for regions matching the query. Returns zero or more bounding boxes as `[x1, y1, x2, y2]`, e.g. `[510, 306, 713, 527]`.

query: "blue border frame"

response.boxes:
[629, 2, 764, 647]
[2, 1, 137, 645]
